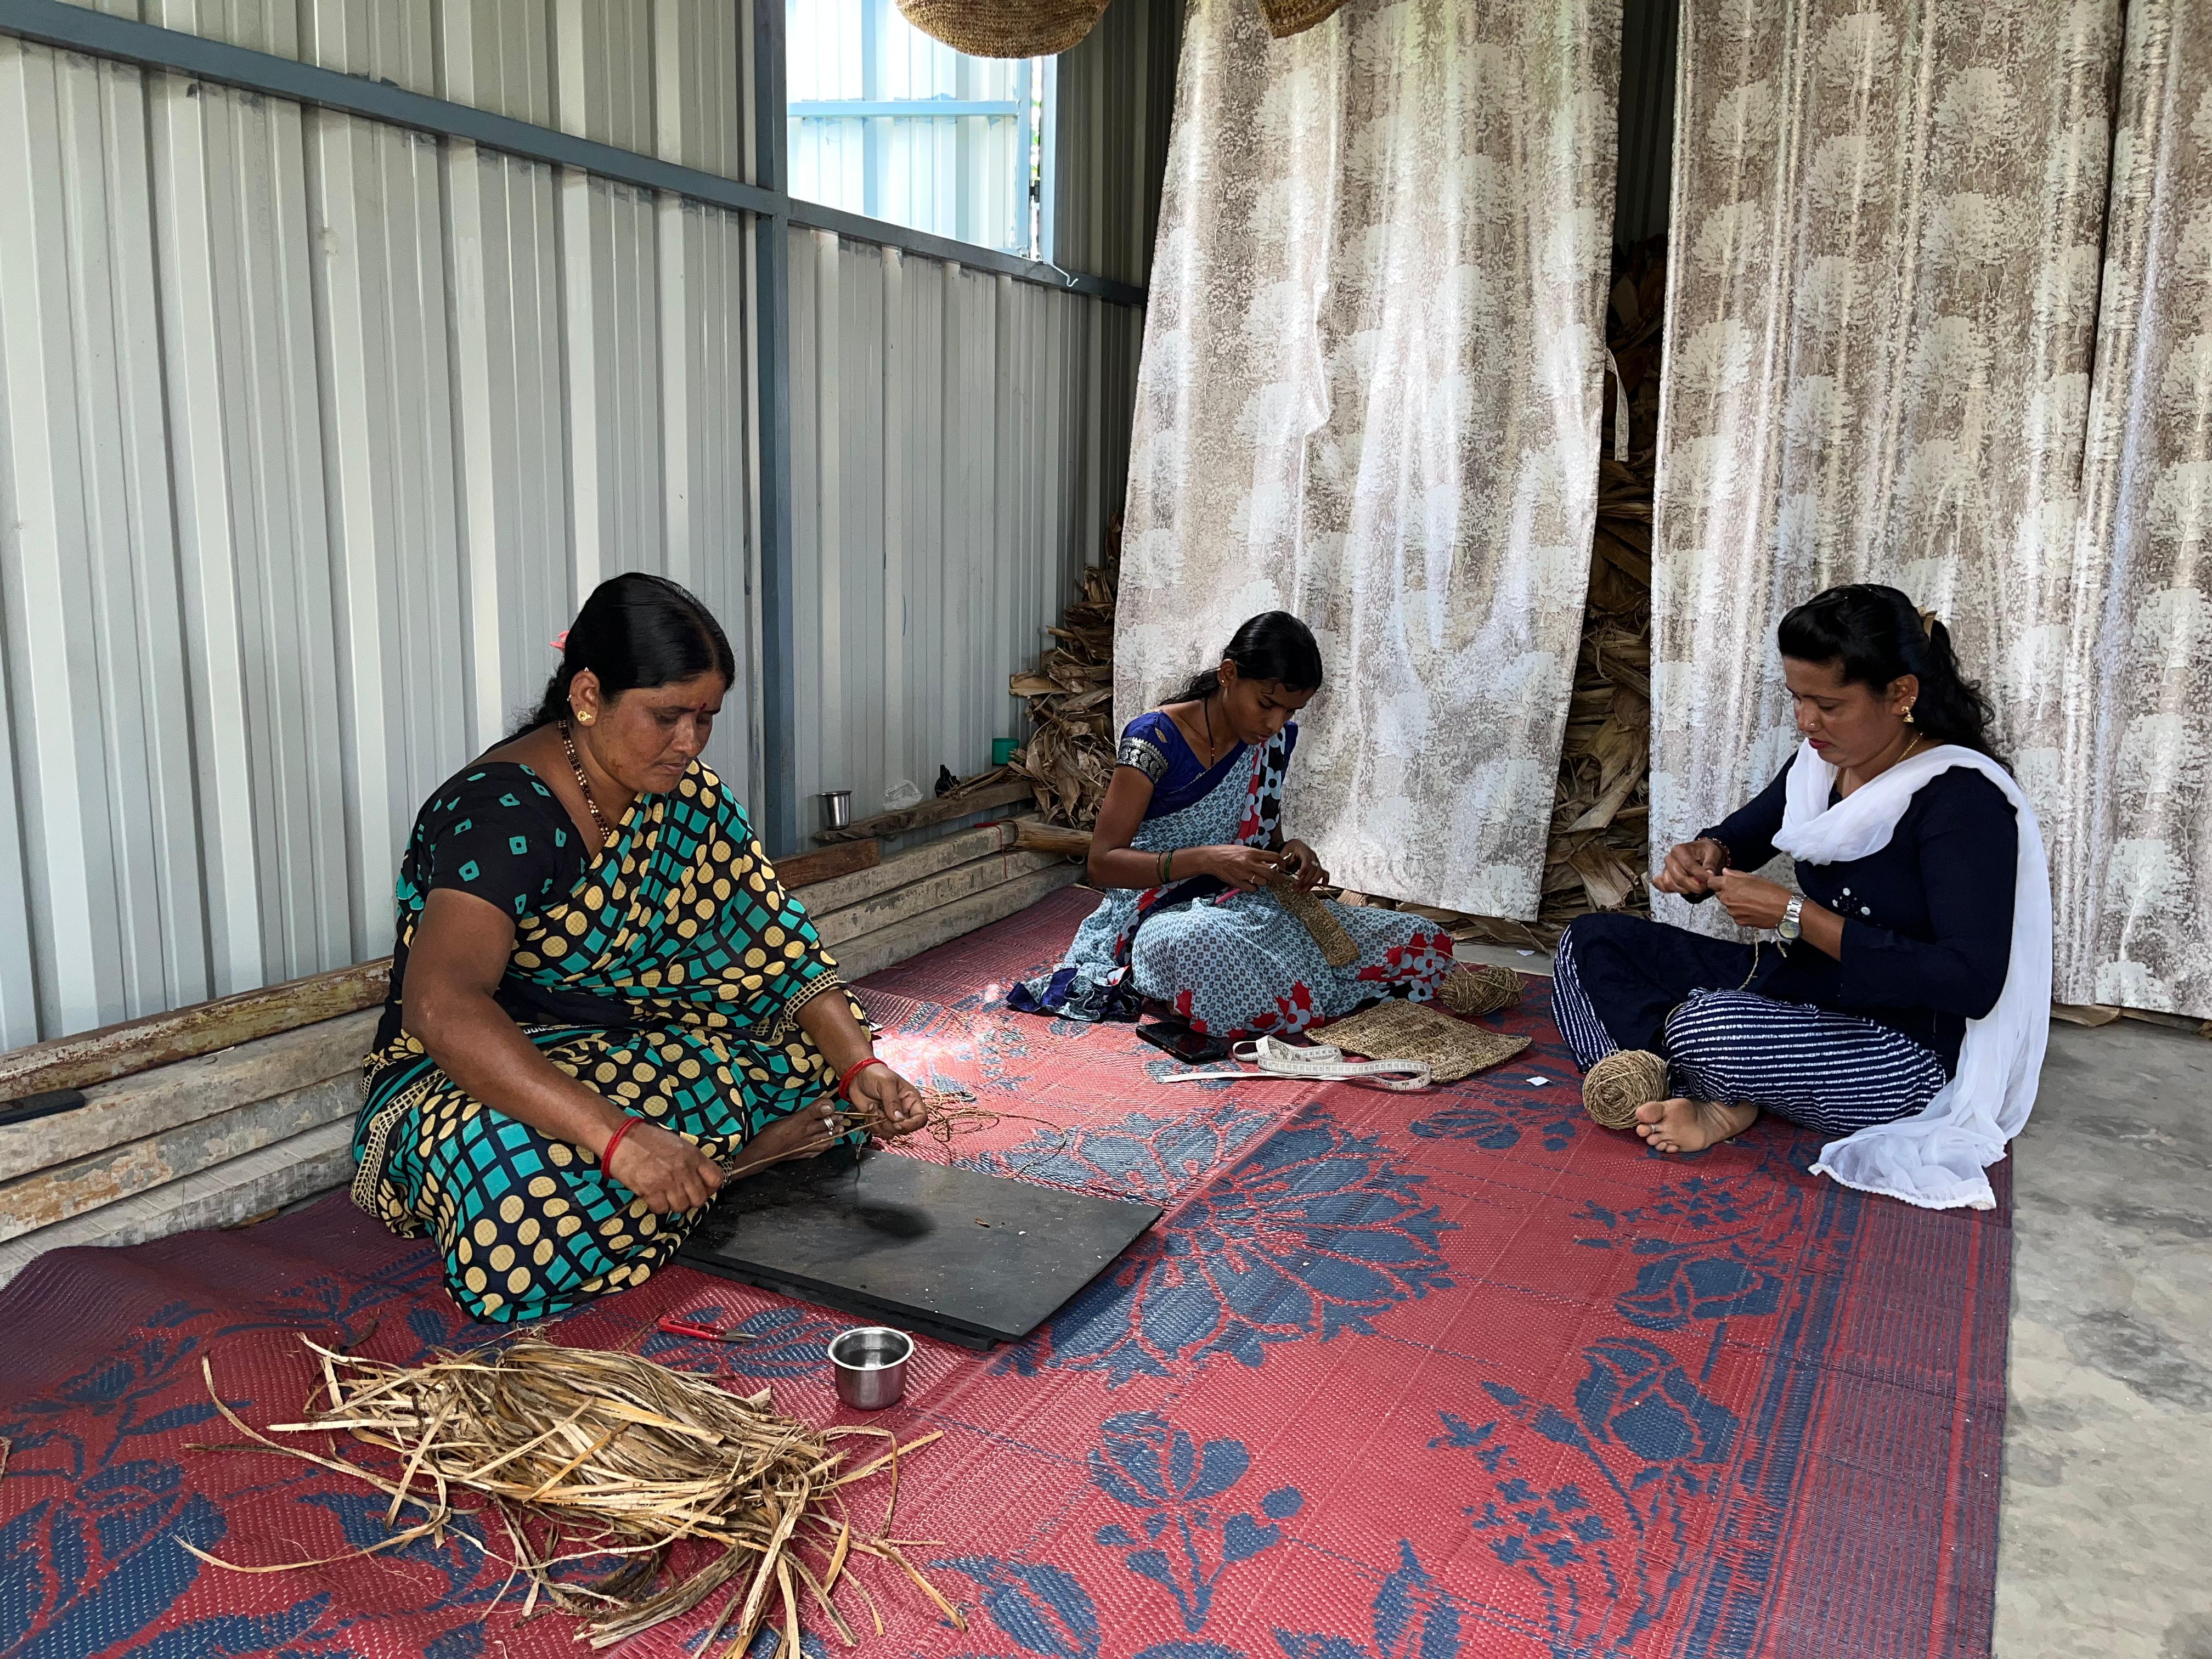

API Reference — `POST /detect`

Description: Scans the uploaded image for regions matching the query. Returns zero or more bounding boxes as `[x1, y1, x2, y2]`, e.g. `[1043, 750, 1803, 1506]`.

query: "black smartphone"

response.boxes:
[1137, 1019, 1229, 1065]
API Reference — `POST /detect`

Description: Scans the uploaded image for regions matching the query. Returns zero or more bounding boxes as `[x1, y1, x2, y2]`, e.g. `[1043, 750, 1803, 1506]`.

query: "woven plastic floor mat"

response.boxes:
[0, 886, 2010, 1658]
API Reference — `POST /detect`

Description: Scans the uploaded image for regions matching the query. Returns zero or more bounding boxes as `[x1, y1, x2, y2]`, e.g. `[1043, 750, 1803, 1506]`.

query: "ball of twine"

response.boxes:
[1440, 963, 1522, 1019]
[1582, 1048, 1668, 1130]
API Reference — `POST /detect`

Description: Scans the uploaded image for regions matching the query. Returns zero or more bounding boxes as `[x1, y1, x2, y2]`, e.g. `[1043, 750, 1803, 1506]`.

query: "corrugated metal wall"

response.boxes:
[0, 15, 761, 1047]
[1614, 0, 1676, 246]
[784, 228, 1142, 822]
[1050, 0, 1181, 286]
[0, 3, 1164, 1047]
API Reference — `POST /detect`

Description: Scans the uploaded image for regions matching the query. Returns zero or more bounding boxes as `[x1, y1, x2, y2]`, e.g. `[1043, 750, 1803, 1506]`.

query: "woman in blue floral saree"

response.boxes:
[354, 575, 926, 1323]
[1012, 613, 1455, 1037]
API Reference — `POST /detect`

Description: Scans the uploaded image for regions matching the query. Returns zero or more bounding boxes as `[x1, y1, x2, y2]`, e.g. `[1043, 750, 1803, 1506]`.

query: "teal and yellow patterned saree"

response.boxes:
[352, 761, 858, 1322]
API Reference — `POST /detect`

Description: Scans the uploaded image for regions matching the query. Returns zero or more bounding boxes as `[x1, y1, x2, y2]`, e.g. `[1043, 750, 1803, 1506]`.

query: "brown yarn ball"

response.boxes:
[1582, 1048, 1668, 1130]
[1440, 963, 1521, 1018]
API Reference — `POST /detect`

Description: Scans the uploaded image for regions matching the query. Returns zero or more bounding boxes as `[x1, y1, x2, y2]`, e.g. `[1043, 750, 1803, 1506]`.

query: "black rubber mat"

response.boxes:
[678, 1144, 1163, 1350]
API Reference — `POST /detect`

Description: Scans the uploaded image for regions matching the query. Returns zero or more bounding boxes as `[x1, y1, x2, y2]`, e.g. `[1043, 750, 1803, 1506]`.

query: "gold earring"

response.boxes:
[1903, 704, 1916, 725]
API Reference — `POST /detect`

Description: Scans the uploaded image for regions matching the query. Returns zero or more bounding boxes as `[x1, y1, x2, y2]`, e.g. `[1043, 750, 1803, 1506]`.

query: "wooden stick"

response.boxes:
[0, 960, 392, 1101]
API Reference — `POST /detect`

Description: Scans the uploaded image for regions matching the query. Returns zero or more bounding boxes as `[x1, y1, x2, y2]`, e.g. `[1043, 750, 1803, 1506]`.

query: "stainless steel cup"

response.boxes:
[821, 789, 853, 830]
[828, 1326, 912, 1410]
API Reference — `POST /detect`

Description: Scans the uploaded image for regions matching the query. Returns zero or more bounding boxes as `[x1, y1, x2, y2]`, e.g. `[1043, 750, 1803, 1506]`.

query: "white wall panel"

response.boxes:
[308, 110, 469, 957]
[0, 38, 761, 1043]
[785, 228, 1143, 832]
[444, 145, 569, 754]
[1, 10, 1152, 1044]
[58, 0, 744, 178]
[150, 67, 352, 1001]
[439, 0, 554, 125]
[0, 41, 208, 1045]
[1050, 0, 1181, 285]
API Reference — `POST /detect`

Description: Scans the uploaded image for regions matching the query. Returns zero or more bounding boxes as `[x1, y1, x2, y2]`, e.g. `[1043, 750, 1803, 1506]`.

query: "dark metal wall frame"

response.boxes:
[0, 0, 1145, 854]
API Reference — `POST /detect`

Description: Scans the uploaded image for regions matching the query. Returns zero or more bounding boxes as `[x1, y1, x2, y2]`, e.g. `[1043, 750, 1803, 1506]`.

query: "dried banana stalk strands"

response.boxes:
[185, 1336, 963, 1655]
[1009, 526, 1123, 829]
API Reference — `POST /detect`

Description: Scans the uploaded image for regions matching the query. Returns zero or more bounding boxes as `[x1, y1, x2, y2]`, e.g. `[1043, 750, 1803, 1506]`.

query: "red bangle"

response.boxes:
[600, 1115, 642, 1168]
[836, 1057, 887, 1101]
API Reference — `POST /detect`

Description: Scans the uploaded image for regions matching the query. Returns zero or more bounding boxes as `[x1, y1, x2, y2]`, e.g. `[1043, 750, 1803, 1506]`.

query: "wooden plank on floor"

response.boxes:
[831, 862, 1081, 982]
[0, 1010, 377, 1185]
[0, 1119, 357, 1291]
[0, 1073, 360, 1244]
[773, 838, 881, 889]
[811, 847, 1067, 949]
[792, 820, 1020, 917]
[813, 777, 1034, 844]
[0, 960, 390, 1101]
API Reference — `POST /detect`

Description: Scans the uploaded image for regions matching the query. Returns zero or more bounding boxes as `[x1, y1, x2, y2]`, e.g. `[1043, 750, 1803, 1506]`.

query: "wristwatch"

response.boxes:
[1778, 895, 1804, 941]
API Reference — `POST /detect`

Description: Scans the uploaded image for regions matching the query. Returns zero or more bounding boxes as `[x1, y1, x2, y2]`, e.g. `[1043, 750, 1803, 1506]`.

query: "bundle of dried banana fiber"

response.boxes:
[1008, 527, 1122, 828]
[187, 1336, 961, 1655]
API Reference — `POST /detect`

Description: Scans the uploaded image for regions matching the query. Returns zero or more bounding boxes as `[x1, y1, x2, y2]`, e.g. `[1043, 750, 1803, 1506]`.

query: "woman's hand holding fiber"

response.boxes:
[1206, 844, 1283, 891]
[1653, 838, 1728, 895]
[847, 1063, 928, 1138]
[1278, 839, 1328, 890]
[1713, 869, 1793, 929]
[607, 1120, 726, 1214]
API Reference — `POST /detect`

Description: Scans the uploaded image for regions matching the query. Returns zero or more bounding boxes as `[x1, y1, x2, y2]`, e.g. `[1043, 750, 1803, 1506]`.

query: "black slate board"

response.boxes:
[677, 1146, 1163, 1350]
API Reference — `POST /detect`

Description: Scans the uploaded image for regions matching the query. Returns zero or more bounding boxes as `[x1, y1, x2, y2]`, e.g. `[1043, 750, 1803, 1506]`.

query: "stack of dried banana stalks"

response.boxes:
[188, 1337, 958, 1655]
[1008, 529, 1121, 827]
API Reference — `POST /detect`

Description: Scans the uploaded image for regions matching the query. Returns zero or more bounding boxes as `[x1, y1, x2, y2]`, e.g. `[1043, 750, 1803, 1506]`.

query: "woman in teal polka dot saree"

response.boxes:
[352, 574, 927, 1322]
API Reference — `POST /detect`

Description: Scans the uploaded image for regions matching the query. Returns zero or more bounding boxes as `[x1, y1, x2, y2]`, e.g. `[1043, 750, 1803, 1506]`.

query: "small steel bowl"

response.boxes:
[827, 1325, 913, 1410]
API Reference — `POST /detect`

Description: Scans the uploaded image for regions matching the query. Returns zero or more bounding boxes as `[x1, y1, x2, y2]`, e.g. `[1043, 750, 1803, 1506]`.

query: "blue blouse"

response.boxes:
[1118, 710, 1296, 815]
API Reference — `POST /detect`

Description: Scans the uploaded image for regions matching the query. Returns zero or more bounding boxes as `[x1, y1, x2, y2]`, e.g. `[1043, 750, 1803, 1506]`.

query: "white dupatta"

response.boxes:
[1772, 741, 2051, 1210]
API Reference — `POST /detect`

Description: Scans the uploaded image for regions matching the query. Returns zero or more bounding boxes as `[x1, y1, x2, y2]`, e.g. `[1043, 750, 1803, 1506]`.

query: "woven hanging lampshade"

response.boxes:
[1257, 0, 1352, 38]
[895, 0, 1111, 57]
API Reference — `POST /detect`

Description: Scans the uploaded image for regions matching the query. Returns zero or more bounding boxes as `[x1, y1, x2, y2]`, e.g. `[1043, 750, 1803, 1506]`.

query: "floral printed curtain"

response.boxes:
[2049, 1, 2212, 1014]
[1115, 0, 1622, 919]
[1646, 6, 2127, 934]
[1653, 0, 2212, 1016]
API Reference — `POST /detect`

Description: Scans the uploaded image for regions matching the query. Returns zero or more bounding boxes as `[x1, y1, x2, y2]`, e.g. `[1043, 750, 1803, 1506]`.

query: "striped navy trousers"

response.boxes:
[1551, 932, 1947, 1139]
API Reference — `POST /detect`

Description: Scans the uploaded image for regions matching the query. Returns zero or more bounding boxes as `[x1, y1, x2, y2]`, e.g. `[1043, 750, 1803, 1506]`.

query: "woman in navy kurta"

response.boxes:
[1554, 585, 2023, 1160]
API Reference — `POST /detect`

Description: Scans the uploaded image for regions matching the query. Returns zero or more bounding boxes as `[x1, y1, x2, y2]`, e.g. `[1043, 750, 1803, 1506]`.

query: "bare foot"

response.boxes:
[726, 1101, 844, 1178]
[1633, 1096, 1758, 1155]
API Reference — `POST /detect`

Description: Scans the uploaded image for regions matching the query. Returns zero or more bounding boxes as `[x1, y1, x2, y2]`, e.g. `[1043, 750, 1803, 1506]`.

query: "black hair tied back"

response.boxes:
[517, 572, 737, 738]
[1172, 611, 1326, 704]
[1775, 583, 2004, 765]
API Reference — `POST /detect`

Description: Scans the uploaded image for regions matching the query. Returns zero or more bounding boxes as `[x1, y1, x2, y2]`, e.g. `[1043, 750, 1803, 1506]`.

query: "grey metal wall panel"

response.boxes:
[1051, 0, 1181, 286]
[58, 0, 746, 177]
[784, 225, 1142, 837]
[0, 36, 760, 1044]
[1615, 0, 1676, 245]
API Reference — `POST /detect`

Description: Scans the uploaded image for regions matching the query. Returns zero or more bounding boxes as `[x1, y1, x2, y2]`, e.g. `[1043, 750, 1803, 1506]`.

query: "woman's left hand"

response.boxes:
[1279, 839, 1328, 891]
[846, 1062, 928, 1138]
[1713, 869, 1794, 930]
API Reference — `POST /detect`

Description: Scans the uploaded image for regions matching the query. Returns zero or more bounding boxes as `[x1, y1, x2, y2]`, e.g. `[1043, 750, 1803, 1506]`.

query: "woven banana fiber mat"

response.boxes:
[0, 887, 2010, 1658]
[1318, 995, 1530, 1082]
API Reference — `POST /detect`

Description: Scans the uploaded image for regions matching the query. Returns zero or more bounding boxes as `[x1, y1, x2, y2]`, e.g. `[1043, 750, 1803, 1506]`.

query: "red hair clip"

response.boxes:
[550, 628, 569, 653]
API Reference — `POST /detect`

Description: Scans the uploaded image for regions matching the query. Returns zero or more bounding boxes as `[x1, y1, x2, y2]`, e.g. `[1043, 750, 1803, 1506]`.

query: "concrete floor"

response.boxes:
[1994, 1019, 2212, 1659]
[1455, 944, 2212, 1657]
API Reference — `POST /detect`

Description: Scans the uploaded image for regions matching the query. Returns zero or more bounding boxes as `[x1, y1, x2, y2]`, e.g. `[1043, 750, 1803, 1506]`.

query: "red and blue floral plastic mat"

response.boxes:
[0, 887, 2010, 1658]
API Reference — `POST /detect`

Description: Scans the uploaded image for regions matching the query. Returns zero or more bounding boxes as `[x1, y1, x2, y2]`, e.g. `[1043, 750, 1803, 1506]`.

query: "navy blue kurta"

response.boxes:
[1567, 762, 2018, 1073]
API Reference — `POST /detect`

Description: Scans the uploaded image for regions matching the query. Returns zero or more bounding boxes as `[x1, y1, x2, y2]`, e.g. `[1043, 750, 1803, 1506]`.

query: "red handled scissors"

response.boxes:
[656, 1313, 757, 1344]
